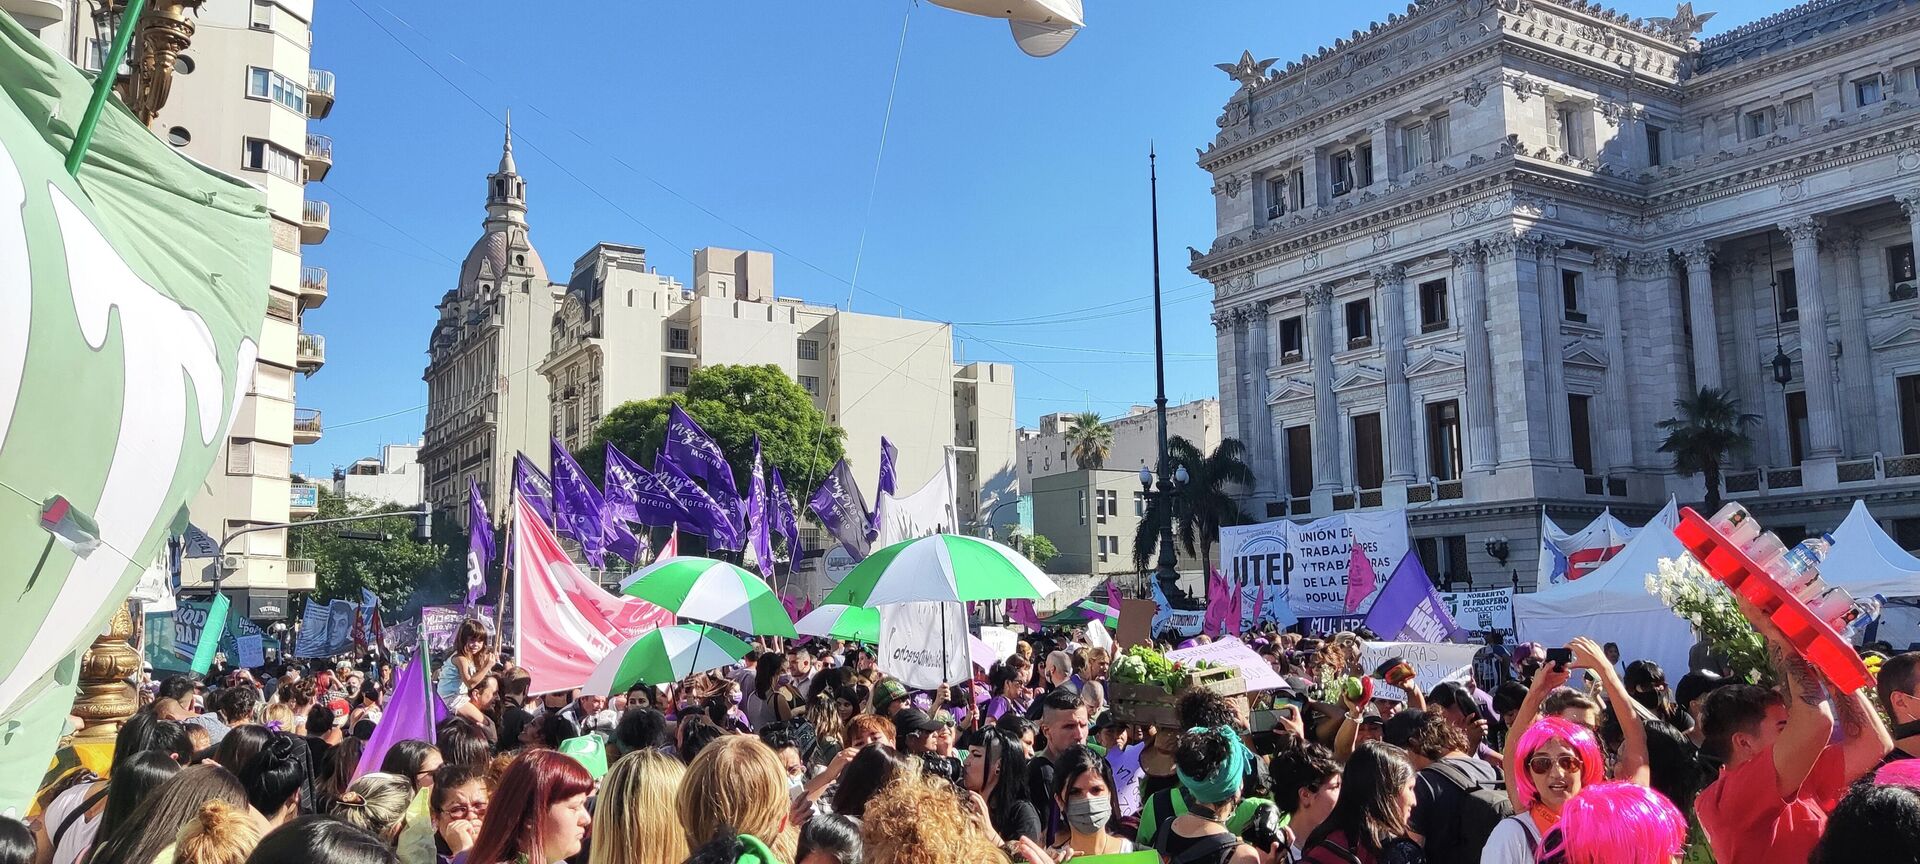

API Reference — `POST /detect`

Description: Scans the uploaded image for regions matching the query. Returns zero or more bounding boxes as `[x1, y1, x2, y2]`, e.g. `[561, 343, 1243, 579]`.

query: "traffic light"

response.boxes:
[411, 505, 433, 543]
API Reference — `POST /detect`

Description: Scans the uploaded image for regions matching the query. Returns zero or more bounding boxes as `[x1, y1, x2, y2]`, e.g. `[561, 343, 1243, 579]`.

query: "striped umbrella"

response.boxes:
[1044, 597, 1119, 629]
[582, 624, 752, 695]
[823, 534, 1058, 607]
[793, 604, 881, 644]
[620, 556, 797, 638]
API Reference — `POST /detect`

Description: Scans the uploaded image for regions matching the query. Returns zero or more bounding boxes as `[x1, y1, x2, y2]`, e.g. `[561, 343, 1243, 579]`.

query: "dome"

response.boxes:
[457, 227, 547, 298]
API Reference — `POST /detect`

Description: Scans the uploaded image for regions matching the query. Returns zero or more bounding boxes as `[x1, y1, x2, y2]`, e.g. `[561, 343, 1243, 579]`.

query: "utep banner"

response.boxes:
[1439, 588, 1515, 641]
[1219, 509, 1410, 621]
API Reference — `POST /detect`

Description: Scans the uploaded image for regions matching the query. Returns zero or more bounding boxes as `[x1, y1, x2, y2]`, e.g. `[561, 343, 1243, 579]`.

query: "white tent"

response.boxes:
[1538, 508, 1636, 586]
[1817, 500, 1920, 599]
[1515, 500, 1695, 678]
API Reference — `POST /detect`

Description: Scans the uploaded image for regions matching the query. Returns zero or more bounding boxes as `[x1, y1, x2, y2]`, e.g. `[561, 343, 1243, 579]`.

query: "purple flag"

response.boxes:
[748, 436, 775, 578]
[1008, 598, 1044, 632]
[354, 650, 446, 781]
[550, 438, 609, 568]
[607, 445, 690, 528]
[514, 453, 554, 526]
[466, 479, 494, 607]
[769, 466, 801, 554]
[1360, 554, 1466, 643]
[867, 437, 899, 540]
[605, 512, 644, 563]
[808, 458, 872, 561]
[656, 454, 743, 550]
[664, 404, 743, 529]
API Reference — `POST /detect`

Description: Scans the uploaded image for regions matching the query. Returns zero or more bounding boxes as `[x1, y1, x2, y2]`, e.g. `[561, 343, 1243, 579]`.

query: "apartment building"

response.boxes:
[19, 0, 335, 620]
[1017, 398, 1222, 494]
[334, 442, 424, 508]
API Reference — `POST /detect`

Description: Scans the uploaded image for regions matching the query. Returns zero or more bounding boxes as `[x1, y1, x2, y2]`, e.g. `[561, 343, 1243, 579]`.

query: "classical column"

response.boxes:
[1481, 231, 1539, 467]
[1244, 303, 1279, 495]
[1591, 248, 1632, 473]
[1678, 242, 1722, 391]
[1785, 217, 1842, 459]
[1831, 230, 1877, 457]
[1213, 306, 1246, 469]
[1628, 251, 1687, 469]
[1307, 284, 1344, 494]
[1373, 264, 1416, 483]
[1532, 233, 1572, 467]
[1455, 241, 1497, 473]
[1902, 190, 1920, 264]
[1726, 253, 1771, 465]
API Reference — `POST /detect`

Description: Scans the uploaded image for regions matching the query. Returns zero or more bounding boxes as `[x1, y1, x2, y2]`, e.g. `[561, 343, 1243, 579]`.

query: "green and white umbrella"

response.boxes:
[823, 534, 1059, 607]
[621, 556, 797, 638]
[583, 624, 752, 696]
[792, 604, 881, 644]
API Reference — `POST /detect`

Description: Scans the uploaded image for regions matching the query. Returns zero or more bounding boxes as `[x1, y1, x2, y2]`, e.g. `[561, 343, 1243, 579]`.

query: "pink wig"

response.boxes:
[1875, 759, 1920, 787]
[1512, 716, 1606, 805]
[1537, 781, 1687, 864]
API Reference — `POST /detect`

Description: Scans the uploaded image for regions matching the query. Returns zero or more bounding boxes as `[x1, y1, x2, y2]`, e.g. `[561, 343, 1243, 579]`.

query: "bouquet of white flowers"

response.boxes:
[1645, 555, 1772, 686]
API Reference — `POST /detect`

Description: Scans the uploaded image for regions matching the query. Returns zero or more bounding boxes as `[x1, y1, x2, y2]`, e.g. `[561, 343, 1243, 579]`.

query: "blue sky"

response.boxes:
[295, 0, 1766, 476]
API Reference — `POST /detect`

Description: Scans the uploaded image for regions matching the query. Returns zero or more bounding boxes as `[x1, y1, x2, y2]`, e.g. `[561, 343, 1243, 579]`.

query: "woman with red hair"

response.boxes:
[1537, 781, 1687, 864]
[462, 750, 593, 864]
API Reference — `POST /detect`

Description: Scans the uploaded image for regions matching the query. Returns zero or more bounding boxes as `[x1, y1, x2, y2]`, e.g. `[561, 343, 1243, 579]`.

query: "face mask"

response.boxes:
[1065, 796, 1112, 835]
[787, 773, 807, 801]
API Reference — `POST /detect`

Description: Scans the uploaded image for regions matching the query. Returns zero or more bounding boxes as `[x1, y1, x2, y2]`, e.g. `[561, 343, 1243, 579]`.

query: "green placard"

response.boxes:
[1072, 852, 1157, 864]
[190, 592, 230, 675]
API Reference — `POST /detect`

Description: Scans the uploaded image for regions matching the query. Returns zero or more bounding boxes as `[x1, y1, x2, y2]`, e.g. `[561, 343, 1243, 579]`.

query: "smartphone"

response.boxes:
[1545, 647, 1574, 669]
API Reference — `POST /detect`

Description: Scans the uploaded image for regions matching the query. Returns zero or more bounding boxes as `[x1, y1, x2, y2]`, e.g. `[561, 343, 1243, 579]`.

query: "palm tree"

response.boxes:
[1065, 411, 1114, 469]
[1657, 386, 1760, 514]
[1132, 436, 1256, 575]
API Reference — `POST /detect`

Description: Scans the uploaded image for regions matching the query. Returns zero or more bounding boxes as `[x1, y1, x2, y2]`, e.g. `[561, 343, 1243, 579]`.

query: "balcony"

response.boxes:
[296, 332, 325, 374]
[301, 199, 329, 244]
[306, 69, 334, 119]
[287, 558, 317, 591]
[293, 407, 322, 445]
[299, 265, 328, 308]
[303, 133, 332, 182]
[289, 482, 320, 517]
[0, 0, 64, 28]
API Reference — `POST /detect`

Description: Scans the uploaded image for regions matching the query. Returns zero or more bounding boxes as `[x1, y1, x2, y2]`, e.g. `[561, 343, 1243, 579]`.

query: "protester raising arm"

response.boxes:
[1831, 661, 1894, 782]
[1739, 596, 1835, 800]
[1501, 654, 1569, 811]
[1568, 636, 1649, 786]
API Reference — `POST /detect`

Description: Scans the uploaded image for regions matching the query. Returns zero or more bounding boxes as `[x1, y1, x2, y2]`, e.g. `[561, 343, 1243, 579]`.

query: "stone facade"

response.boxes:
[1196, 0, 1920, 587]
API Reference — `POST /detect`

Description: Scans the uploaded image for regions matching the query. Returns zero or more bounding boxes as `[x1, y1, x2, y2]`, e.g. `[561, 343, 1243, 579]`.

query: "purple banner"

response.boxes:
[514, 453, 554, 526]
[550, 438, 609, 567]
[420, 605, 494, 653]
[808, 458, 871, 561]
[868, 437, 899, 540]
[769, 466, 801, 554]
[1360, 554, 1466, 643]
[466, 479, 494, 606]
[748, 436, 775, 577]
[664, 404, 742, 529]
[656, 454, 743, 550]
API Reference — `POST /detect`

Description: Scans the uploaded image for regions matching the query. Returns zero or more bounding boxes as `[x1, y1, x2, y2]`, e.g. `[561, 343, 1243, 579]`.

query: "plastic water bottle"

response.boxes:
[1806, 586, 1857, 626]
[1776, 536, 1832, 594]
[1709, 503, 1763, 545]
[1743, 532, 1790, 577]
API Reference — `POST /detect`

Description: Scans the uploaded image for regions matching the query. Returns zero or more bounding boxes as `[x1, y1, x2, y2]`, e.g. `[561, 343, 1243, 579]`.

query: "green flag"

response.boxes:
[0, 11, 268, 813]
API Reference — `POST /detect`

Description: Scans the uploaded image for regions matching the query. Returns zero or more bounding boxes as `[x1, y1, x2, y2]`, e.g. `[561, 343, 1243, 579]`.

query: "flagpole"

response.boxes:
[496, 461, 519, 658]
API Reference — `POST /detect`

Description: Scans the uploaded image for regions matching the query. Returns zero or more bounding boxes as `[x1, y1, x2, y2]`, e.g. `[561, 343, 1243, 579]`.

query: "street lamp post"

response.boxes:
[1144, 146, 1197, 607]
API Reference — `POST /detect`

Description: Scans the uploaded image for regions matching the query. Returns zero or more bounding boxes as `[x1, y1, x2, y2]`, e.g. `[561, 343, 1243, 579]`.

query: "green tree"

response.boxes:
[1657, 386, 1760, 514]
[291, 490, 452, 613]
[1065, 411, 1114, 469]
[581, 364, 846, 495]
[1007, 531, 1058, 569]
[1132, 436, 1256, 573]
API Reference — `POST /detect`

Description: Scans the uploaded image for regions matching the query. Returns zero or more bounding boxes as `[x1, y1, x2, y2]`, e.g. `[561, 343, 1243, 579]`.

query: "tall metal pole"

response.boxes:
[1149, 146, 1182, 596]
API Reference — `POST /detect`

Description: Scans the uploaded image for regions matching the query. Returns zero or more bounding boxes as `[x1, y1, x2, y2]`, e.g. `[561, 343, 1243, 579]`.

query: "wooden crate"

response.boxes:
[1110, 665, 1246, 727]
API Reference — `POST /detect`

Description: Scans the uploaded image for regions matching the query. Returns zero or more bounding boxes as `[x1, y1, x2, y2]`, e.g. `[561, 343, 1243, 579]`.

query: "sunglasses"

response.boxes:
[1528, 755, 1583, 775]
[439, 802, 488, 818]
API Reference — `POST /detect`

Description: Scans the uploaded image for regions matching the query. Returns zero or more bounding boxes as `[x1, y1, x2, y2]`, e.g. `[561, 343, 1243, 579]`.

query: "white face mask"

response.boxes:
[787, 773, 807, 801]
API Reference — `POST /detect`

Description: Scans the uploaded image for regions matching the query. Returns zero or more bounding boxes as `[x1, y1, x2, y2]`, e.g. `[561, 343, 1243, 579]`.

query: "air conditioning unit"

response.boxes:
[1892, 280, 1917, 302]
[1266, 204, 1284, 220]
[1282, 350, 1304, 364]
[221, 554, 243, 574]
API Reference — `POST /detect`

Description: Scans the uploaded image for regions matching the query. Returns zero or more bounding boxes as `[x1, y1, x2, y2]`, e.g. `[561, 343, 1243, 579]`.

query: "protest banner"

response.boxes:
[1357, 640, 1480, 687]
[293, 600, 332, 657]
[234, 634, 265, 669]
[1148, 582, 1206, 639]
[171, 598, 264, 659]
[878, 601, 970, 689]
[421, 605, 494, 653]
[1439, 587, 1515, 641]
[1164, 636, 1286, 692]
[1219, 510, 1411, 622]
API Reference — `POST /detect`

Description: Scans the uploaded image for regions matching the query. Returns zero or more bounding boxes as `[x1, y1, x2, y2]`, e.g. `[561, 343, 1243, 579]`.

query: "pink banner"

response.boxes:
[512, 497, 669, 695]
[1344, 539, 1379, 615]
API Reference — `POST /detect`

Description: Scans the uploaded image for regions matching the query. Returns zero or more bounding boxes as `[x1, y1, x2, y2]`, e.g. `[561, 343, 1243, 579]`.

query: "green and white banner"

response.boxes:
[0, 11, 268, 813]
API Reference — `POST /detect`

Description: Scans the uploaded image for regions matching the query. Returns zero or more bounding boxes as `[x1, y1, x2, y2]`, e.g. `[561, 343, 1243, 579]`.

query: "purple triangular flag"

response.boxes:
[354, 651, 446, 780]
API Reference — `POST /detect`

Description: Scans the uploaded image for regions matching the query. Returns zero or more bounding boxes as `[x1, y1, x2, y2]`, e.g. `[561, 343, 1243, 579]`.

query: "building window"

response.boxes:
[246, 67, 306, 115]
[1856, 75, 1885, 107]
[1787, 391, 1809, 466]
[1418, 279, 1449, 331]
[242, 138, 301, 182]
[1098, 536, 1109, 563]
[799, 375, 820, 397]
[1354, 143, 1374, 188]
[1646, 124, 1665, 166]
[1776, 268, 1799, 322]
[1352, 413, 1384, 491]
[1745, 108, 1774, 139]
[1785, 96, 1814, 127]
[1426, 400, 1462, 482]
[668, 365, 689, 388]
[1289, 168, 1307, 210]
[1265, 174, 1289, 220]
[1561, 269, 1585, 322]
[1895, 518, 1920, 553]
[1331, 151, 1355, 197]
[1417, 536, 1472, 588]
[1901, 375, 1920, 456]
[250, 0, 275, 29]
[1569, 395, 1595, 475]
[82, 38, 106, 72]
[1344, 298, 1372, 348]
[1079, 490, 1087, 525]
[668, 327, 689, 351]
[1890, 244, 1916, 298]
[1279, 316, 1304, 360]
[798, 339, 820, 361]
[1286, 426, 1314, 500]
[1134, 491, 1146, 515]
[1399, 122, 1427, 169]
[1428, 114, 1451, 162]
[1555, 105, 1582, 156]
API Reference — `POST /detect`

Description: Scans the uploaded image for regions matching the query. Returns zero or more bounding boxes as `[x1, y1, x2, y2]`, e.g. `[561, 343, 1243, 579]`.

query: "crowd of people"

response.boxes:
[8, 596, 1920, 864]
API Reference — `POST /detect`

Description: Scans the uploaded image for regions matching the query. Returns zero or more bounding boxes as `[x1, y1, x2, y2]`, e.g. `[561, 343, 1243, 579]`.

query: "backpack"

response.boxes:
[1421, 759, 1513, 864]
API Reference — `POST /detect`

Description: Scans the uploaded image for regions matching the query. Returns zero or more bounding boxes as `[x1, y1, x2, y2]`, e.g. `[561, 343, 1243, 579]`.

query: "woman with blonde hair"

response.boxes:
[329, 773, 415, 845]
[589, 750, 688, 864]
[863, 776, 1005, 864]
[677, 736, 797, 864]
[166, 799, 260, 864]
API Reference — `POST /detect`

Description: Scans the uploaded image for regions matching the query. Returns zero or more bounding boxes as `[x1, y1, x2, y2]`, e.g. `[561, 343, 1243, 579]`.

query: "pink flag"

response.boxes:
[1106, 579, 1122, 611]
[1228, 573, 1244, 636]
[1203, 568, 1232, 636]
[513, 497, 633, 694]
[1009, 598, 1043, 632]
[1344, 538, 1379, 615]
[659, 527, 679, 560]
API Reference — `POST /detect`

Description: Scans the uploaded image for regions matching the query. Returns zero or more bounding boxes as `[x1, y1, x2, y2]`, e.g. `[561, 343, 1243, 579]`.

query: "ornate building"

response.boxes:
[1196, 0, 1920, 587]
[420, 124, 557, 522]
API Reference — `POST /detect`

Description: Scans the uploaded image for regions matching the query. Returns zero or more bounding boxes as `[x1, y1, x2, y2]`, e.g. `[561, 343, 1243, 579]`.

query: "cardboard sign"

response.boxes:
[1356, 640, 1480, 689]
[1165, 636, 1287, 692]
[1439, 588, 1515, 640]
[1118, 598, 1156, 649]
[878, 601, 969, 688]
